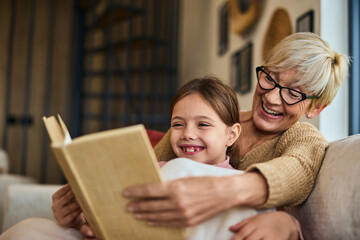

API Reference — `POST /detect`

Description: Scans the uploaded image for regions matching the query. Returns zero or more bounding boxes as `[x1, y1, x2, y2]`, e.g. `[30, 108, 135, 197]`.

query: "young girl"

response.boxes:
[158, 76, 241, 170]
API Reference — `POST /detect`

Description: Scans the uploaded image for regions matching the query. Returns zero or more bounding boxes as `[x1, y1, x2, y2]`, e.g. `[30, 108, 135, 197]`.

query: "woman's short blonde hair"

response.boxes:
[263, 32, 350, 110]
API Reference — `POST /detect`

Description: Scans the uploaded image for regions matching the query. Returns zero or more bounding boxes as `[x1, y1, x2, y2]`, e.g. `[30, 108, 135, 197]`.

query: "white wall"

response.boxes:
[179, 0, 349, 141]
[179, 0, 213, 83]
[319, 0, 349, 141]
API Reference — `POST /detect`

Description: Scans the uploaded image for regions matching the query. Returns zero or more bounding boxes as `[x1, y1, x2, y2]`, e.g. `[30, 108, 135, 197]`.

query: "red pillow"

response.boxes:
[146, 129, 166, 147]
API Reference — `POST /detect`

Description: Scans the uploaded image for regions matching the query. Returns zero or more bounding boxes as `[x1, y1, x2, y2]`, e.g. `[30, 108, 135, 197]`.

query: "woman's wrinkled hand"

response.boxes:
[122, 175, 252, 227]
[229, 211, 299, 240]
[51, 184, 86, 229]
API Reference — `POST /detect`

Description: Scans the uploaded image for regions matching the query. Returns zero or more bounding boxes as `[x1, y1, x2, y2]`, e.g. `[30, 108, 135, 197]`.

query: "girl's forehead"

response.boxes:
[180, 92, 207, 103]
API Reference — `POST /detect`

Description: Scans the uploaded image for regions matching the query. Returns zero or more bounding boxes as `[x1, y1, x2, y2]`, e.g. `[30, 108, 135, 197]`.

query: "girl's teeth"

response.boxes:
[183, 147, 200, 152]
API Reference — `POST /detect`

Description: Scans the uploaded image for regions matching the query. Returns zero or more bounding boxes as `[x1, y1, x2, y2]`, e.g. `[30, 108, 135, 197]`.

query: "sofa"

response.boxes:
[0, 150, 37, 231]
[285, 133, 360, 240]
[0, 133, 359, 239]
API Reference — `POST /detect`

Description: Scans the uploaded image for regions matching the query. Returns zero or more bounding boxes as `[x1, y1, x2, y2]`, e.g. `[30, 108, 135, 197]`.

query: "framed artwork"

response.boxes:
[218, 1, 229, 56]
[231, 42, 252, 94]
[296, 10, 314, 32]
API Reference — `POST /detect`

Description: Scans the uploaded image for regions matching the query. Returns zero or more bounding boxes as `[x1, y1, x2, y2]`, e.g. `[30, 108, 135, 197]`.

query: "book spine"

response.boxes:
[51, 146, 107, 240]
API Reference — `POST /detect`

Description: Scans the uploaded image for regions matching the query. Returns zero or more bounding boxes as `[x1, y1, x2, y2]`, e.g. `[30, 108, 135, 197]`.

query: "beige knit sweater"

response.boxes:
[154, 122, 328, 209]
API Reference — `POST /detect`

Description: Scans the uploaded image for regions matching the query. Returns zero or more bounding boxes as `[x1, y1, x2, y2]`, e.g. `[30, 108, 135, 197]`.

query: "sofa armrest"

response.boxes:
[285, 134, 360, 240]
[0, 174, 36, 232]
[0, 150, 9, 174]
[2, 184, 62, 232]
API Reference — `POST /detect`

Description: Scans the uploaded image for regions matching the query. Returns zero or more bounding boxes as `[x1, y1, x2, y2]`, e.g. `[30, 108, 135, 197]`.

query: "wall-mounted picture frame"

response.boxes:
[218, 1, 229, 56]
[296, 10, 314, 33]
[231, 42, 252, 94]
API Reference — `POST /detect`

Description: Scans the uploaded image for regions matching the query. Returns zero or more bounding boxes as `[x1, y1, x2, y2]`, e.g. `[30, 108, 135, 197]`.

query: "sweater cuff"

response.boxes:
[246, 163, 284, 208]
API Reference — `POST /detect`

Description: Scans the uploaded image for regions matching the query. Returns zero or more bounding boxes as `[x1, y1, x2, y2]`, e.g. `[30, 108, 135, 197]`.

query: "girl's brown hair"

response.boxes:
[170, 77, 241, 168]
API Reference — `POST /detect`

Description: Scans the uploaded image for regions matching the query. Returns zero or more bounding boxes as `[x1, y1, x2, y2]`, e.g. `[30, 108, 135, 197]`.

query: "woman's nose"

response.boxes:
[264, 88, 283, 105]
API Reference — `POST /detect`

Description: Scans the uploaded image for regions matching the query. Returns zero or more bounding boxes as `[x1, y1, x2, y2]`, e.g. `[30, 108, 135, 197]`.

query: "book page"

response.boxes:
[43, 115, 71, 145]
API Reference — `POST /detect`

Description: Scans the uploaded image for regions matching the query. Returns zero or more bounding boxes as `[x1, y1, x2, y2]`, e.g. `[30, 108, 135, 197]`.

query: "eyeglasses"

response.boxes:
[256, 66, 319, 105]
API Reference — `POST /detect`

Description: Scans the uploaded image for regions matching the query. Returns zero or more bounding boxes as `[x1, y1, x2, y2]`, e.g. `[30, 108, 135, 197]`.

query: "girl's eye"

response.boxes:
[171, 123, 183, 127]
[198, 123, 210, 127]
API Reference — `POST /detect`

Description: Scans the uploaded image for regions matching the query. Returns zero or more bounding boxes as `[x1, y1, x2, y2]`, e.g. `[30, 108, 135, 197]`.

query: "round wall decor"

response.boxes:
[262, 8, 292, 61]
[229, 0, 260, 35]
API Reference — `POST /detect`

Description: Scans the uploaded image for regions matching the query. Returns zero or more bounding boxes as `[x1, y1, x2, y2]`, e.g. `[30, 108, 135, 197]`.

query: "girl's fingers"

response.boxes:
[52, 185, 83, 228]
[80, 223, 97, 239]
[52, 184, 71, 201]
[56, 208, 82, 226]
[52, 192, 78, 217]
[229, 215, 254, 232]
[52, 187, 76, 212]
[230, 222, 256, 240]
[63, 201, 81, 215]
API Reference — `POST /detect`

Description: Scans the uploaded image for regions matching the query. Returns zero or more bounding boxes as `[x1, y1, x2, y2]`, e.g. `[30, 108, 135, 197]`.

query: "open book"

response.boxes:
[43, 115, 184, 240]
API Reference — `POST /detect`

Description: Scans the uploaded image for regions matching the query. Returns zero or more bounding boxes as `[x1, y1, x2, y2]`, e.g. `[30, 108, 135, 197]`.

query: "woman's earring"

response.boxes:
[307, 114, 312, 118]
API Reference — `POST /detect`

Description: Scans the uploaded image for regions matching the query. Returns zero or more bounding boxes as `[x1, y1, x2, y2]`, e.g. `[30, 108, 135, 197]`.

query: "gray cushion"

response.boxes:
[285, 134, 360, 240]
[0, 174, 36, 231]
[2, 184, 62, 232]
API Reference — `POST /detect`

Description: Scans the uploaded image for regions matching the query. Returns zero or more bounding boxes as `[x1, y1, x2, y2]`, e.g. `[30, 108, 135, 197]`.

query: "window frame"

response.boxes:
[349, 0, 360, 135]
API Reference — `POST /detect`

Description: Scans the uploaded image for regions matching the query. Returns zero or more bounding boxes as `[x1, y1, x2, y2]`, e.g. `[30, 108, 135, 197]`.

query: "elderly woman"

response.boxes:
[0, 33, 349, 240]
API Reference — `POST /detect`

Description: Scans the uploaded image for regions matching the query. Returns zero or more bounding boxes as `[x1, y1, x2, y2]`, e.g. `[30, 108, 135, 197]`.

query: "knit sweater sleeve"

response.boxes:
[246, 122, 328, 208]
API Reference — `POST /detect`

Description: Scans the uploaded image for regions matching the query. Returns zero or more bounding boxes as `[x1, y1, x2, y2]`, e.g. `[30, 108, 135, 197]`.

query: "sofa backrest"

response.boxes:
[285, 134, 360, 240]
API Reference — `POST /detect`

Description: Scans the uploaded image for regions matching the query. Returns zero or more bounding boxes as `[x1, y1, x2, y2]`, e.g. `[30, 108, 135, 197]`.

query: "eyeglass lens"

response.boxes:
[257, 69, 303, 105]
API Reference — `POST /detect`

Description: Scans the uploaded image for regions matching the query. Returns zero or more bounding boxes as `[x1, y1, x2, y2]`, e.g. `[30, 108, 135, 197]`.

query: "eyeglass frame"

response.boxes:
[255, 66, 319, 105]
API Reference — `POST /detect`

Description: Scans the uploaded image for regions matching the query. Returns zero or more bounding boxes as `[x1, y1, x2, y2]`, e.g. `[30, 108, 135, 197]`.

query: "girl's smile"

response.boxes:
[180, 144, 205, 155]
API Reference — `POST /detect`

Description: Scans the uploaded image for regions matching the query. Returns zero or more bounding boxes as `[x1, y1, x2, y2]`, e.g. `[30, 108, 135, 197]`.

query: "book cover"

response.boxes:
[43, 115, 184, 240]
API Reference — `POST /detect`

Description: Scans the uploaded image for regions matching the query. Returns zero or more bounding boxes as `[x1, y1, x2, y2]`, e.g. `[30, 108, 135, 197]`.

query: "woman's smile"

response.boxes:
[262, 102, 282, 116]
[259, 101, 283, 120]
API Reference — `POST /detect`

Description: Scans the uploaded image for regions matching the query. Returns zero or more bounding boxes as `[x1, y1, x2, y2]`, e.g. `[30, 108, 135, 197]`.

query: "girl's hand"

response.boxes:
[51, 184, 86, 229]
[80, 223, 98, 240]
[123, 172, 267, 227]
[229, 211, 299, 240]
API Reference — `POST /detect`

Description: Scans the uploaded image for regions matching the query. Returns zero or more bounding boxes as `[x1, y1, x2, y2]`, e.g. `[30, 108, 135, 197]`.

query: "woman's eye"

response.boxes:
[288, 89, 302, 99]
[266, 76, 273, 82]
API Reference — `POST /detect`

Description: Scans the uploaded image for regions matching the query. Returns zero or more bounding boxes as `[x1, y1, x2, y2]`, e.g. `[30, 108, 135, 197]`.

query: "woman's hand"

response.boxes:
[123, 172, 267, 227]
[51, 184, 86, 229]
[229, 211, 299, 240]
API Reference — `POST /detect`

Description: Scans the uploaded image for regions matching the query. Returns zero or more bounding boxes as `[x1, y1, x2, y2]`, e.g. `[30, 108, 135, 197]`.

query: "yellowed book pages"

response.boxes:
[43, 115, 184, 240]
